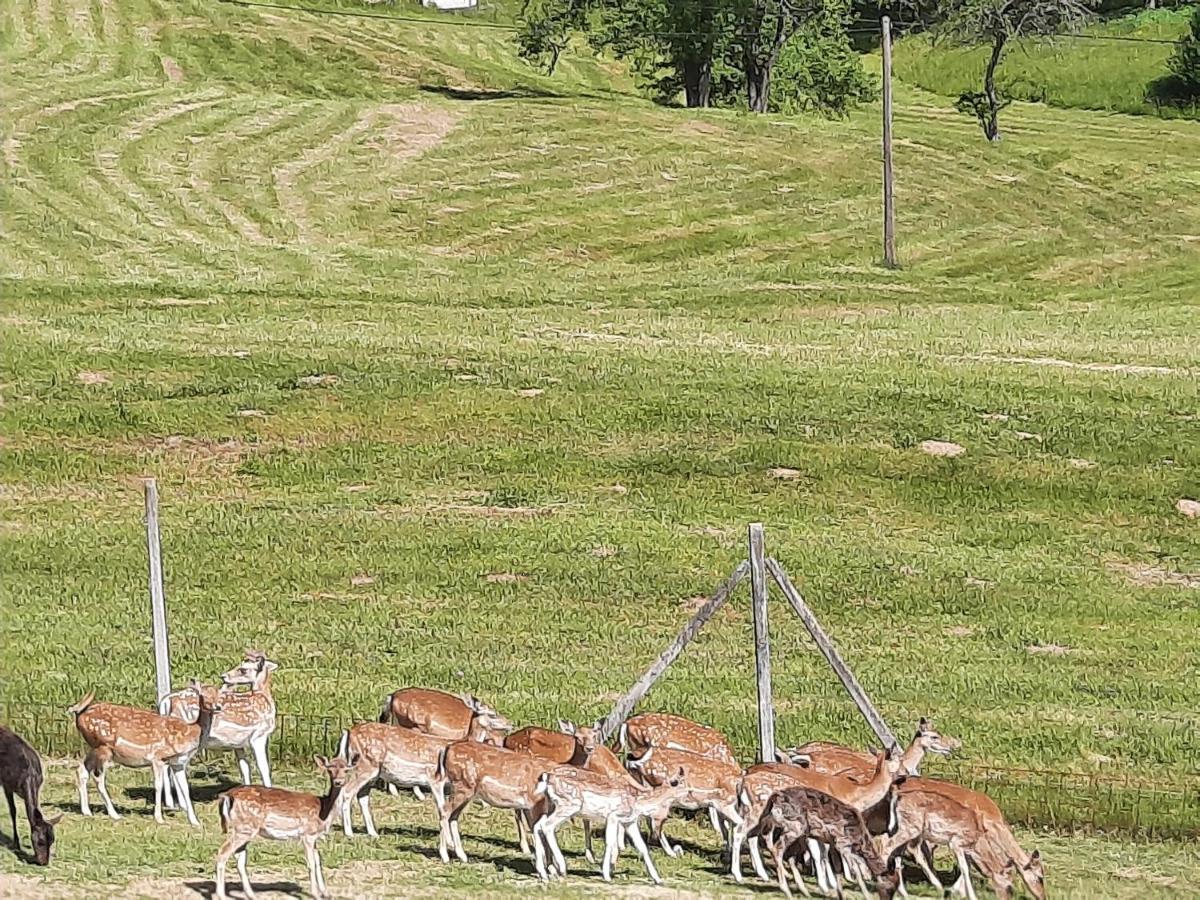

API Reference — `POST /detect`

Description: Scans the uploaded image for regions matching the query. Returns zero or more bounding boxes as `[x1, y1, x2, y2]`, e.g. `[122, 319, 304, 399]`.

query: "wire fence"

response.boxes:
[8, 698, 1198, 840]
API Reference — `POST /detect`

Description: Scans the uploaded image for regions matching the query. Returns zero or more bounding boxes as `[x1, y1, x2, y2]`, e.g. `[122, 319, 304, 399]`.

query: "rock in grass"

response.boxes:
[919, 440, 965, 458]
[1177, 498, 1200, 519]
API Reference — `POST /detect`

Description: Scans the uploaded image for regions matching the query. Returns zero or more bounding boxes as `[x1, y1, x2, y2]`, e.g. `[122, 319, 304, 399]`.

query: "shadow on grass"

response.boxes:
[185, 879, 305, 898]
[126, 775, 242, 807]
[0, 831, 37, 866]
[418, 84, 563, 102]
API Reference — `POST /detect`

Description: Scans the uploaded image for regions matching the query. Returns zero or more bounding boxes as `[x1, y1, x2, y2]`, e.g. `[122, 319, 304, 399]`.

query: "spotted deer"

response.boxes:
[379, 688, 511, 743]
[531, 763, 694, 885]
[787, 719, 960, 778]
[435, 740, 551, 864]
[626, 746, 743, 857]
[159, 651, 279, 809]
[214, 754, 356, 900]
[70, 681, 221, 826]
[733, 748, 904, 884]
[504, 720, 599, 856]
[619, 712, 738, 765]
[749, 785, 900, 899]
[336, 723, 451, 837]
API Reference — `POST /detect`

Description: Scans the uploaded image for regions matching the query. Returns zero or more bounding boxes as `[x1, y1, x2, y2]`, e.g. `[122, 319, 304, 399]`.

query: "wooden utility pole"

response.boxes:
[144, 478, 172, 703]
[748, 523, 775, 763]
[881, 15, 898, 268]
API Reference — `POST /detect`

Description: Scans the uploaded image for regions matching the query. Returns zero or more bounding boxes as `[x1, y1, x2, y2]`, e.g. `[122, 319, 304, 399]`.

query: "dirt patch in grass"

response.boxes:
[1106, 561, 1200, 589]
[1026, 643, 1074, 656]
[160, 56, 184, 82]
[77, 371, 109, 384]
[484, 572, 528, 584]
[966, 354, 1182, 376]
[769, 466, 802, 480]
[919, 440, 965, 458]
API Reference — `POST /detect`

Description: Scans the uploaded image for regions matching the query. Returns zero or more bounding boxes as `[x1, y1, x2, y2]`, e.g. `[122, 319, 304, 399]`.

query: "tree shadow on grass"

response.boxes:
[418, 84, 563, 102]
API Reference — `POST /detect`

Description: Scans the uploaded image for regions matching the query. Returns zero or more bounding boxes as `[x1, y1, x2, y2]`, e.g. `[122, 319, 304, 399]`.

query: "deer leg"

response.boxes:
[749, 835, 772, 882]
[302, 839, 322, 900]
[89, 748, 120, 819]
[214, 834, 240, 900]
[582, 818, 595, 865]
[171, 767, 199, 827]
[358, 791, 379, 838]
[341, 792, 355, 837]
[911, 840, 945, 894]
[3, 788, 17, 851]
[76, 760, 92, 817]
[514, 810, 530, 856]
[530, 812, 550, 881]
[954, 847, 979, 900]
[650, 812, 680, 858]
[235, 845, 256, 899]
[412, 785, 424, 800]
[601, 817, 620, 882]
[234, 749, 252, 785]
[708, 805, 723, 835]
[791, 857, 812, 897]
[849, 854, 871, 900]
[249, 737, 271, 788]
[150, 760, 166, 823]
[314, 844, 328, 897]
[627, 821, 663, 885]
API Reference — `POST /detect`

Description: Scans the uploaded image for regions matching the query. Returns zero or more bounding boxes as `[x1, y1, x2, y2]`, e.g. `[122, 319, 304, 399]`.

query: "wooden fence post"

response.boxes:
[144, 478, 172, 703]
[597, 561, 750, 745]
[749, 523, 775, 763]
[881, 15, 898, 269]
[766, 557, 897, 750]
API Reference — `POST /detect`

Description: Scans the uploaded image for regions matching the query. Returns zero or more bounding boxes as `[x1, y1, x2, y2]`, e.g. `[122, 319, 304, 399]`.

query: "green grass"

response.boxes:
[2, 0, 1200, 893]
[895, 8, 1197, 118]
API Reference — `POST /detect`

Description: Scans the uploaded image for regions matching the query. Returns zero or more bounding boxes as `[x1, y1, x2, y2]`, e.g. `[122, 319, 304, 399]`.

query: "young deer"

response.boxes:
[733, 749, 904, 884]
[337, 723, 451, 837]
[881, 783, 1017, 900]
[435, 740, 551, 863]
[504, 720, 599, 856]
[626, 745, 743, 857]
[159, 651, 280, 810]
[0, 725, 62, 865]
[70, 681, 221, 826]
[531, 763, 693, 885]
[899, 778, 1044, 900]
[214, 754, 356, 900]
[619, 712, 738, 766]
[379, 688, 511, 743]
[750, 785, 900, 900]
[788, 719, 960, 778]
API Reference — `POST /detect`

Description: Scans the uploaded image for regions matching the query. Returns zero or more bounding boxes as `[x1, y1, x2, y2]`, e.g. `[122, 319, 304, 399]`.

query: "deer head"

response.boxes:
[914, 717, 960, 757]
[221, 651, 278, 688]
[30, 810, 62, 866]
[558, 720, 599, 757]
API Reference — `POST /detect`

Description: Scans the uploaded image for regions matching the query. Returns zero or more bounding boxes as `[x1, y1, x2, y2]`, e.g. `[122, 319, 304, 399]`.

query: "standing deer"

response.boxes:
[786, 719, 960, 778]
[531, 763, 694, 885]
[626, 745, 743, 857]
[504, 720, 599, 855]
[159, 651, 279, 809]
[749, 785, 900, 899]
[70, 681, 221, 826]
[214, 754, 357, 900]
[0, 725, 62, 865]
[336, 723, 451, 837]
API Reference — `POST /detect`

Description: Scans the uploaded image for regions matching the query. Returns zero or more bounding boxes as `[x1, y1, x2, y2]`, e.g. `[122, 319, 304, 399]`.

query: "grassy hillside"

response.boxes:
[2, 0, 1200, 894]
[895, 8, 1196, 118]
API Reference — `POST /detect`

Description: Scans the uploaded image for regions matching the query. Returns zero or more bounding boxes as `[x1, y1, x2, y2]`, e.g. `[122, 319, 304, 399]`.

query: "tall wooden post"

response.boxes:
[144, 479, 172, 703]
[881, 15, 898, 269]
[748, 523, 775, 762]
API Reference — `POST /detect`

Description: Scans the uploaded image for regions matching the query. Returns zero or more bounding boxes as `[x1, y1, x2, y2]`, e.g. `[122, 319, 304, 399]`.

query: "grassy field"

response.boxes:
[894, 8, 1197, 118]
[2, 0, 1200, 894]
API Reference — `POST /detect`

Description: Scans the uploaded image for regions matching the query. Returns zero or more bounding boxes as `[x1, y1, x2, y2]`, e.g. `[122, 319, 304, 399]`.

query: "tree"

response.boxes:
[1168, 4, 1200, 97]
[767, 0, 878, 116]
[930, 0, 1094, 140]
[732, 0, 826, 112]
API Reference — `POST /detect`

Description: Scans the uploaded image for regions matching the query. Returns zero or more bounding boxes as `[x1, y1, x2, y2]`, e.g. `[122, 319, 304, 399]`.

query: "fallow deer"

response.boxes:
[159, 651, 279, 808]
[732, 748, 904, 884]
[435, 740, 551, 864]
[504, 720, 599, 856]
[625, 745, 743, 857]
[531, 763, 694, 885]
[749, 785, 900, 899]
[0, 724, 62, 865]
[214, 754, 356, 900]
[70, 681, 221, 826]
[619, 712, 738, 766]
[898, 778, 1044, 900]
[336, 723, 450, 837]
[379, 687, 511, 743]
[788, 719, 960, 778]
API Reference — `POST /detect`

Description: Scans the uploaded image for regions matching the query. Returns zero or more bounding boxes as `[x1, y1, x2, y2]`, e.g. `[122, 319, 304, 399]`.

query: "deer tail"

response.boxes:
[378, 696, 392, 724]
[218, 793, 233, 833]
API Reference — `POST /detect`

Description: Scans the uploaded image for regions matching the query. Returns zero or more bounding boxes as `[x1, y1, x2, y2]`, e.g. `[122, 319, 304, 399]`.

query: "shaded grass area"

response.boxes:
[895, 8, 1196, 118]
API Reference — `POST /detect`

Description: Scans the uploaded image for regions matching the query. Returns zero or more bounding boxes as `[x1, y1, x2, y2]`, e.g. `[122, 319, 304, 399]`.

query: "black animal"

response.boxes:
[0, 724, 61, 865]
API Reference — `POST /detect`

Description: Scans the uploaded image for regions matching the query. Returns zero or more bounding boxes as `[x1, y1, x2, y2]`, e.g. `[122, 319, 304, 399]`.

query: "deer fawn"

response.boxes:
[531, 762, 693, 885]
[504, 720, 599, 856]
[214, 754, 356, 900]
[70, 681, 221, 826]
[787, 718, 960, 778]
[626, 745, 743, 858]
[435, 740, 550, 864]
[0, 725, 62, 865]
[159, 651, 279, 809]
[750, 785, 900, 900]
[336, 723, 451, 837]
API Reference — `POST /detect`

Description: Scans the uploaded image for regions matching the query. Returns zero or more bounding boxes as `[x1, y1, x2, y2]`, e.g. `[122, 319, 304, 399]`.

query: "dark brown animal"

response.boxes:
[0, 725, 61, 865]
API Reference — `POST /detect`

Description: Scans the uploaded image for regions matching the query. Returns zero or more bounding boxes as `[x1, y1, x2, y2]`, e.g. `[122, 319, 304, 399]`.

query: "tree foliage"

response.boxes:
[768, 1, 878, 115]
[1168, 4, 1200, 94]
[929, 0, 1095, 139]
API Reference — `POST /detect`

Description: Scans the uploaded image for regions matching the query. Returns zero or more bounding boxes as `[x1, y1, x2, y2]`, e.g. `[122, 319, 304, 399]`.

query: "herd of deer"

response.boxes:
[2, 650, 1046, 900]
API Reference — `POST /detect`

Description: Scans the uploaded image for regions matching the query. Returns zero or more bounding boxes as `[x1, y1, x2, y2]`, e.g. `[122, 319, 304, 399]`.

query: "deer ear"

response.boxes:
[314, 754, 328, 769]
[43, 813, 64, 827]
[1029, 850, 1040, 862]
[558, 719, 576, 734]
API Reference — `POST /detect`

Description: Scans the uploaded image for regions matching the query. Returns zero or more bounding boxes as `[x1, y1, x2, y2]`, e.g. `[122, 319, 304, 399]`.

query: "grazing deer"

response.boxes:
[619, 712, 738, 766]
[159, 651, 279, 809]
[898, 778, 1044, 900]
[504, 720, 599, 856]
[788, 719, 960, 778]
[214, 754, 356, 900]
[435, 740, 550, 863]
[531, 762, 694, 885]
[626, 745, 743, 857]
[0, 725, 62, 865]
[749, 785, 900, 899]
[379, 688, 511, 743]
[881, 783, 1018, 900]
[733, 748, 904, 884]
[70, 681, 221, 826]
[336, 723, 451, 837]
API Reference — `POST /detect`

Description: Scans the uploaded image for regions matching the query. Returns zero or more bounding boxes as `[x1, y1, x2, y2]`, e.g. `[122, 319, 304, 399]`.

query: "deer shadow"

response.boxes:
[126, 775, 241, 807]
[185, 879, 304, 898]
[0, 831, 37, 866]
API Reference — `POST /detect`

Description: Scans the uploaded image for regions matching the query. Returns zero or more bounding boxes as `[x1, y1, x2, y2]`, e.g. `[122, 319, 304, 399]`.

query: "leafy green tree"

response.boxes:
[1168, 4, 1200, 96]
[930, 0, 1094, 140]
[768, 0, 878, 115]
